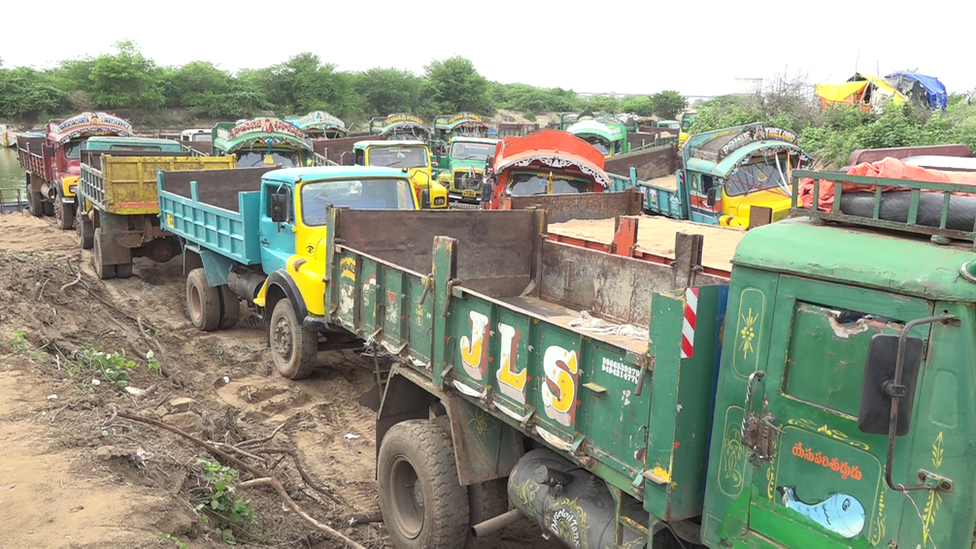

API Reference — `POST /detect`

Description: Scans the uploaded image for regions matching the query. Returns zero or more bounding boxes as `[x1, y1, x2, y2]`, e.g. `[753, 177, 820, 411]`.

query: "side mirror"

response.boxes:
[47, 145, 55, 157]
[857, 333, 925, 436]
[270, 192, 289, 223]
[705, 186, 720, 207]
[420, 189, 431, 209]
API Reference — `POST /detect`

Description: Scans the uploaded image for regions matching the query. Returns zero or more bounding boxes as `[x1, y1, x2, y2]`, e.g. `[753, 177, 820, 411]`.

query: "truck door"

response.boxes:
[739, 275, 938, 548]
[258, 181, 296, 274]
[686, 172, 721, 224]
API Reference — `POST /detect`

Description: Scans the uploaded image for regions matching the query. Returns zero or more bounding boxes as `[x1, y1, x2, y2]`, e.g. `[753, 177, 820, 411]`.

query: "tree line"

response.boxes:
[0, 41, 686, 127]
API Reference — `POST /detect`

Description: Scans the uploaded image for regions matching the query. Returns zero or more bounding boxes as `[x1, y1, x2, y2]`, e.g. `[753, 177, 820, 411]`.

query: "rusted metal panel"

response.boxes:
[509, 188, 642, 224]
[605, 143, 678, 181]
[159, 167, 276, 212]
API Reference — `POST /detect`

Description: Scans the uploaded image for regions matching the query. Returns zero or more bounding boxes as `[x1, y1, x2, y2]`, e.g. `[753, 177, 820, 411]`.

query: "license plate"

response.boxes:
[462, 190, 477, 198]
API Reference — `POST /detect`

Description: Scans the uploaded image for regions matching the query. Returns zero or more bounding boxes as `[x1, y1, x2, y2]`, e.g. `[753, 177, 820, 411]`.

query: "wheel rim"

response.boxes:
[273, 315, 295, 363]
[389, 455, 424, 539]
[189, 285, 202, 322]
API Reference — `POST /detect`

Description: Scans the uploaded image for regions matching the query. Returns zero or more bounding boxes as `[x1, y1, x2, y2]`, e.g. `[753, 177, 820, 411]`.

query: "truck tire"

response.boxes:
[432, 415, 509, 549]
[186, 268, 220, 331]
[218, 285, 241, 329]
[27, 189, 42, 217]
[378, 420, 470, 549]
[55, 199, 73, 230]
[269, 299, 317, 379]
[92, 228, 116, 280]
[77, 210, 94, 250]
[115, 263, 133, 279]
[42, 200, 53, 217]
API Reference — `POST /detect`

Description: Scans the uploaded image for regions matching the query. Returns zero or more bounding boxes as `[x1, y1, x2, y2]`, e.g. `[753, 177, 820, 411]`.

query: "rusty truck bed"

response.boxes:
[548, 215, 743, 272]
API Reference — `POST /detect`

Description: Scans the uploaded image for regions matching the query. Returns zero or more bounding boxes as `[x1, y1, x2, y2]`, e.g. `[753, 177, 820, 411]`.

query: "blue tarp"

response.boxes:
[885, 73, 948, 110]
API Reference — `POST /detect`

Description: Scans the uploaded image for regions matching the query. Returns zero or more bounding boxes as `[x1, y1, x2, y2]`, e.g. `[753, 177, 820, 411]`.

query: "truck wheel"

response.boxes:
[269, 299, 317, 379]
[77, 211, 94, 250]
[27, 189, 42, 217]
[218, 285, 241, 329]
[378, 420, 469, 549]
[92, 229, 116, 280]
[186, 268, 220, 331]
[55, 200, 73, 230]
[432, 415, 508, 549]
[115, 263, 133, 279]
[42, 200, 54, 217]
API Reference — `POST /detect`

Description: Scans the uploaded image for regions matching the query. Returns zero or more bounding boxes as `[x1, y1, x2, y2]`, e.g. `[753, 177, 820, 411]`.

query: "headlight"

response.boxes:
[68, 185, 77, 194]
[434, 197, 446, 206]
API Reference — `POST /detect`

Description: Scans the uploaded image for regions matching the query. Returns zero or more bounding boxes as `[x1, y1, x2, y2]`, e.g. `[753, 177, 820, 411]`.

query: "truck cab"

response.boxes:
[352, 140, 448, 208]
[433, 137, 498, 204]
[212, 117, 315, 168]
[19, 112, 134, 229]
[567, 118, 630, 158]
[482, 129, 612, 210]
[180, 129, 211, 144]
[368, 114, 432, 142]
[296, 111, 347, 140]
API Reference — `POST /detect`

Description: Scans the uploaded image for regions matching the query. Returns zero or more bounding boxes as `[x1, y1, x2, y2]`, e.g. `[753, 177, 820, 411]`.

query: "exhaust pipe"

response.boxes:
[470, 509, 524, 539]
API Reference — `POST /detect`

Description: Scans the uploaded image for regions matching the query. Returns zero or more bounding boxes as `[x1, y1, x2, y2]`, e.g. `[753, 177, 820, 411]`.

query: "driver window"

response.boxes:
[354, 149, 365, 166]
[266, 185, 293, 223]
[701, 175, 714, 194]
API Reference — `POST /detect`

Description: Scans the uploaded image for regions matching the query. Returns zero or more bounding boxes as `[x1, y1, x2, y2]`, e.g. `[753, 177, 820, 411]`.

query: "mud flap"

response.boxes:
[442, 392, 523, 486]
[374, 366, 436, 466]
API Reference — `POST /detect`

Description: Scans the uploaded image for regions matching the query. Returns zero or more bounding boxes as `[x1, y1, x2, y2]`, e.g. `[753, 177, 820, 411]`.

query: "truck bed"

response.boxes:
[644, 173, 677, 190]
[548, 215, 743, 272]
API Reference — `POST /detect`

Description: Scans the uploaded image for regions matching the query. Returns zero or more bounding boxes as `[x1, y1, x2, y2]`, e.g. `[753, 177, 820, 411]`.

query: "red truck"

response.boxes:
[17, 112, 134, 229]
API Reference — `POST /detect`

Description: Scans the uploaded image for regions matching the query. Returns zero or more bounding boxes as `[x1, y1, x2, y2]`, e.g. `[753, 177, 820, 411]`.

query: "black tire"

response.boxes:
[27, 188, 42, 217]
[378, 420, 470, 549]
[186, 268, 220, 331]
[269, 299, 317, 379]
[92, 228, 116, 280]
[55, 199, 73, 230]
[42, 200, 54, 217]
[433, 415, 509, 549]
[218, 285, 241, 330]
[115, 263, 133, 279]
[77, 210, 94, 250]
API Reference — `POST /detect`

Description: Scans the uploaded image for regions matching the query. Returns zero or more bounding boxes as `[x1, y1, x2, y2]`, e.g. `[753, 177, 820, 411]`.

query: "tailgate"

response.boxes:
[102, 156, 234, 215]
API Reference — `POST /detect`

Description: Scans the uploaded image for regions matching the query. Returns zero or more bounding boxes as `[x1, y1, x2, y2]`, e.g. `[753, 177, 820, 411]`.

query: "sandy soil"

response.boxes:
[549, 215, 745, 272]
[0, 212, 551, 549]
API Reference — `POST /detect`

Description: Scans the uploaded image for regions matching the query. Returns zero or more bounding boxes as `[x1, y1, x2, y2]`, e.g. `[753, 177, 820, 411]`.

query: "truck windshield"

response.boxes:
[723, 159, 791, 197]
[236, 151, 300, 168]
[581, 136, 610, 156]
[508, 172, 592, 196]
[368, 147, 428, 169]
[450, 142, 495, 161]
[301, 178, 415, 225]
[63, 139, 86, 159]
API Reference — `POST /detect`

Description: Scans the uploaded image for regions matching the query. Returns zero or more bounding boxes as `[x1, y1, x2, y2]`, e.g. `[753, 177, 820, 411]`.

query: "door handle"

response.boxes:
[260, 239, 269, 245]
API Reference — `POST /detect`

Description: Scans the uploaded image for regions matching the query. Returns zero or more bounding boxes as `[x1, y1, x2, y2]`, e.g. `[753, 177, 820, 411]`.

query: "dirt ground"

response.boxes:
[0, 212, 551, 549]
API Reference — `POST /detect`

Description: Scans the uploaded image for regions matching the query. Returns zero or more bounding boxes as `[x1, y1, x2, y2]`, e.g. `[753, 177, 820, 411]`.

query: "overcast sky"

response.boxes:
[3, 0, 972, 96]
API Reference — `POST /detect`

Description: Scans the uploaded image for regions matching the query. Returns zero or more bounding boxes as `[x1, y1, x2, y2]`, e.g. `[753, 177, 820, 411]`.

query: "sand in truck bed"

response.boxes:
[548, 215, 744, 272]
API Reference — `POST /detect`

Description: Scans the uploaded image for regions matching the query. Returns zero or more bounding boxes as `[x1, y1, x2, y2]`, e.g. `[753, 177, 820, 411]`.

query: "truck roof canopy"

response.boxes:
[213, 118, 312, 154]
[494, 129, 611, 188]
[734, 217, 976, 301]
[567, 119, 624, 142]
[49, 112, 134, 143]
[353, 140, 428, 149]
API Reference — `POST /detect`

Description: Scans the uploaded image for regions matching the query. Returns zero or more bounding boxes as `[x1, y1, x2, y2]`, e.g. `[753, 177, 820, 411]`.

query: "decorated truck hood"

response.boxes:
[434, 112, 489, 138]
[683, 123, 811, 178]
[213, 118, 313, 154]
[48, 112, 134, 144]
[369, 114, 431, 141]
[493, 129, 611, 188]
[297, 111, 347, 139]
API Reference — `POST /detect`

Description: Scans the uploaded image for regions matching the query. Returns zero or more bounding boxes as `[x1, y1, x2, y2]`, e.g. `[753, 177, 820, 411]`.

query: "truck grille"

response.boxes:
[454, 172, 481, 190]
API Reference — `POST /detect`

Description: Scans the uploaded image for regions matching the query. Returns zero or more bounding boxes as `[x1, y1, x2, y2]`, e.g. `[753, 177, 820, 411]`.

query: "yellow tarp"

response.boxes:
[815, 81, 868, 102]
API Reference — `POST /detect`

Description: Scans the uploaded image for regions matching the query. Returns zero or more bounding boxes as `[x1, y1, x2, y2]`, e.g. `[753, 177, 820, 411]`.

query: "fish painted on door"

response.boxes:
[778, 486, 865, 539]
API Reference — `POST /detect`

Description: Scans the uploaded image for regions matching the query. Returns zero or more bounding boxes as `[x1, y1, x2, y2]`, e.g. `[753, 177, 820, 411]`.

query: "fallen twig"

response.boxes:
[59, 272, 82, 293]
[237, 420, 289, 448]
[347, 510, 383, 525]
[255, 448, 344, 506]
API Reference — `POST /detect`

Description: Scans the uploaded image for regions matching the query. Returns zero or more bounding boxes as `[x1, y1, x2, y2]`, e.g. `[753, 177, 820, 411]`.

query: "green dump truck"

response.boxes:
[301, 167, 976, 548]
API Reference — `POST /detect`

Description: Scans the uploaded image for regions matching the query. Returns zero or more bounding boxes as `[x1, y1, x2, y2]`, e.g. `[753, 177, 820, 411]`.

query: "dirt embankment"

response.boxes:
[0, 213, 546, 549]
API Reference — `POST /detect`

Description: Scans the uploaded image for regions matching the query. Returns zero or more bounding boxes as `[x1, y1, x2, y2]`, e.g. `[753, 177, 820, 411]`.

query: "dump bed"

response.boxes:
[80, 154, 235, 215]
[321, 208, 730, 520]
[157, 167, 277, 266]
[17, 135, 47, 179]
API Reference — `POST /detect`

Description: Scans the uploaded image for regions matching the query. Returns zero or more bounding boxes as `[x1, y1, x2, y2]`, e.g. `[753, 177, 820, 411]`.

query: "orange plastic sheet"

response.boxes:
[798, 157, 976, 211]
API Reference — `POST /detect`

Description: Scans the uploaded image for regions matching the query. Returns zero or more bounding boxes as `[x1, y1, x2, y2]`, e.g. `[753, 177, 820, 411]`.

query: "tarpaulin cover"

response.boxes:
[799, 157, 976, 211]
[885, 73, 948, 110]
[815, 81, 868, 102]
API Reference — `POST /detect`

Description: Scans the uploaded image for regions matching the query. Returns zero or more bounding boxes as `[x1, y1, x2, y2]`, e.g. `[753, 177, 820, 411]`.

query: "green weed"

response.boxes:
[8, 331, 49, 363]
[156, 533, 188, 549]
[195, 459, 257, 545]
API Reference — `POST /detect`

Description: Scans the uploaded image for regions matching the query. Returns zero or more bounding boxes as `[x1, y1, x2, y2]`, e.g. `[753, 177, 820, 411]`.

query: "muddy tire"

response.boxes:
[218, 285, 241, 330]
[186, 268, 220, 331]
[42, 200, 54, 217]
[55, 199, 73, 230]
[92, 229, 116, 280]
[269, 299, 317, 379]
[432, 415, 509, 549]
[77, 210, 94, 250]
[378, 420, 469, 549]
[115, 263, 133, 279]
[27, 188, 42, 217]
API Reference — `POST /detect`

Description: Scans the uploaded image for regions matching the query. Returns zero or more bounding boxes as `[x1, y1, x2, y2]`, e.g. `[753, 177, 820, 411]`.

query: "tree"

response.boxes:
[581, 94, 621, 113]
[620, 95, 655, 116]
[354, 68, 423, 115]
[490, 83, 579, 114]
[0, 66, 68, 120]
[424, 56, 490, 114]
[88, 41, 165, 110]
[651, 90, 688, 119]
